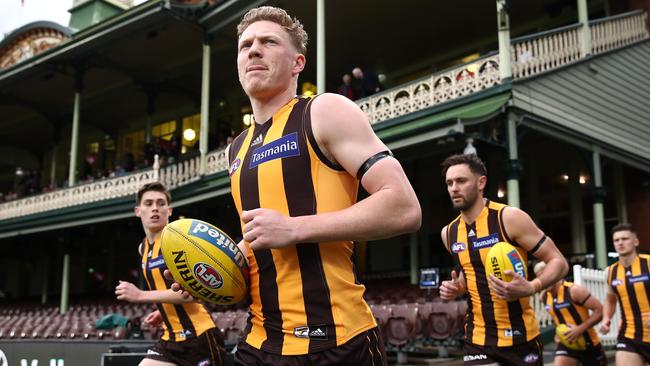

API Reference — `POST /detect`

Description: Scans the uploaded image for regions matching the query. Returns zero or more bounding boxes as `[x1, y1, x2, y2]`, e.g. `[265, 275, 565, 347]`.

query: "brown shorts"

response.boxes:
[555, 342, 607, 366]
[463, 337, 543, 366]
[616, 336, 650, 363]
[234, 327, 387, 366]
[146, 327, 225, 366]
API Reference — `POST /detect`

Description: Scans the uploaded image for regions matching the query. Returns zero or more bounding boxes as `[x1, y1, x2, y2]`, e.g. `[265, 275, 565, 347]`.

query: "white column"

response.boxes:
[41, 257, 48, 305]
[497, 0, 512, 80]
[199, 39, 211, 175]
[506, 114, 521, 207]
[578, 0, 592, 56]
[68, 90, 81, 187]
[50, 145, 57, 186]
[317, 0, 326, 93]
[569, 157, 586, 253]
[60, 254, 70, 314]
[592, 149, 607, 268]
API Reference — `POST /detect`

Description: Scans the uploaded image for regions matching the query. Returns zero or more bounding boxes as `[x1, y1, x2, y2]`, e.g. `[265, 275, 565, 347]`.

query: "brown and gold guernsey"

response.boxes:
[228, 97, 376, 355]
[446, 200, 539, 347]
[607, 254, 650, 343]
[542, 281, 601, 346]
[141, 236, 216, 342]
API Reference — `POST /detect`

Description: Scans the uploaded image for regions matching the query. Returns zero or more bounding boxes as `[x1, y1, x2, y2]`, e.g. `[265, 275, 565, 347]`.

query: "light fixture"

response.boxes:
[463, 138, 477, 155]
[183, 128, 196, 141]
[242, 113, 253, 126]
[497, 188, 505, 198]
[562, 174, 569, 181]
[15, 167, 24, 176]
[579, 175, 587, 185]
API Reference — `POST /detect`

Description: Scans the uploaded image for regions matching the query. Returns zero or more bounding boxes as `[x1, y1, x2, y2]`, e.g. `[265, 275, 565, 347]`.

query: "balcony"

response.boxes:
[0, 10, 648, 222]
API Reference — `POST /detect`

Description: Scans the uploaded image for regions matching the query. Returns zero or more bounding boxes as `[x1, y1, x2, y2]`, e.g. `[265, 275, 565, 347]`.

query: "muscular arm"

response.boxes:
[115, 281, 195, 304]
[504, 207, 568, 291]
[488, 207, 568, 300]
[243, 94, 421, 249]
[600, 286, 618, 333]
[570, 285, 603, 331]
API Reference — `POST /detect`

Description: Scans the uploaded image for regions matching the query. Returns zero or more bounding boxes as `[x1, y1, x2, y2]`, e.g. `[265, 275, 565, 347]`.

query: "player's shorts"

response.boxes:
[616, 336, 650, 363]
[555, 342, 607, 366]
[463, 336, 543, 365]
[234, 327, 387, 366]
[146, 327, 224, 366]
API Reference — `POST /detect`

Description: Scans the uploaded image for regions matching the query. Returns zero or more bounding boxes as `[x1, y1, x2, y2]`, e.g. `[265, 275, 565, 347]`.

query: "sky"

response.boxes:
[0, 0, 148, 42]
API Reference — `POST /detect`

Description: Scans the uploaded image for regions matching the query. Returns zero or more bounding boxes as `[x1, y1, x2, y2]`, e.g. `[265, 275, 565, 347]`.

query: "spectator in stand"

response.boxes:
[352, 67, 383, 98]
[337, 73, 356, 100]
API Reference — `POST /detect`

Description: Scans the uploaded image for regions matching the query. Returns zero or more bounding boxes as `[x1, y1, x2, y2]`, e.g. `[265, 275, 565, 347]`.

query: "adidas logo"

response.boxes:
[626, 271, 632, 276]
[251, 134, 263, 146]
[309, 328, 326, 337]
[468, 229, 476, 237]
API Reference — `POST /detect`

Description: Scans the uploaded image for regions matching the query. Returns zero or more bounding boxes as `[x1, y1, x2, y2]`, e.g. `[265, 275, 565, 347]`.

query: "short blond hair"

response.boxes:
[237, 6, 308, 55]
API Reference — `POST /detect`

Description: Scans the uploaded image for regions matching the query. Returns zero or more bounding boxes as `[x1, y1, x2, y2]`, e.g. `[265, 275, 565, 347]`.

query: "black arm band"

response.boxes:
[575, 293, 591, 306]
[356, 150, 393, 180]
[529, 235, 547, 254]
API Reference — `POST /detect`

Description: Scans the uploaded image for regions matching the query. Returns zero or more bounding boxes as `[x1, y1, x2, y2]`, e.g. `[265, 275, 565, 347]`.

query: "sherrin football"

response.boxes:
[485, 241, 527, 282]
[556, 323, 587, 350]
[160, 218, 249, 304]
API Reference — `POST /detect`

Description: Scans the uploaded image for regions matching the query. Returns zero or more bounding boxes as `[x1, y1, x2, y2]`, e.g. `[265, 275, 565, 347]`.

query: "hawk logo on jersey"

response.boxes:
[249, 132, 300, 169]
[229, 158, 241, 176]
[612, 279, 623, 286]
[451, 242, 466, 253]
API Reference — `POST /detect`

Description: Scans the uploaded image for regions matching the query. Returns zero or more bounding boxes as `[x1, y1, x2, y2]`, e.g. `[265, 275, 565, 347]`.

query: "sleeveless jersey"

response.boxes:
[446, 200, 539, 347]
[141, 236, 215, 342]
[542, 281, 600, 346]
[607, 253, 650, 343]
[228, 97, 376, 355]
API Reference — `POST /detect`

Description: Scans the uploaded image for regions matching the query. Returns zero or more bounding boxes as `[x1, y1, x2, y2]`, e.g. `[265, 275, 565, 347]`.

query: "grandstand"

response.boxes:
[1, 0, 649, 364]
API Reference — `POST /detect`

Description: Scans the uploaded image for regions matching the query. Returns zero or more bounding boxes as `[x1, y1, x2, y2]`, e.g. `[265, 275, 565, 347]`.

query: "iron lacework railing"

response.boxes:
[0, 11, 648, 221]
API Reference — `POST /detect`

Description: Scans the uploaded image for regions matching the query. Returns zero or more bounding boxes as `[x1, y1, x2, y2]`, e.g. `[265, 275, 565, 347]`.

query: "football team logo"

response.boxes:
[451, 242, 466, 253]
[193, 262, 223, 289]
[229, 158, 241, 176]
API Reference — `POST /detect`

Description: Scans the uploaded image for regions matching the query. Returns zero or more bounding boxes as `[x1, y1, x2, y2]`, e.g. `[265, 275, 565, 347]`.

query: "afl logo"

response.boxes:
[611, 279, 623, 286]
[193, 263, 223, 289]
[451, 242, 466, 253]
[229, 158, 241, 176]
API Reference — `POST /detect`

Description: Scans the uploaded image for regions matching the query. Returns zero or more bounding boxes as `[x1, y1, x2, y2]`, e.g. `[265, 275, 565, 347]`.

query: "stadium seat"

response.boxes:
[370, 304, 391, 336]
[428, 302, 458, 340]
[385, 304, 418, 347]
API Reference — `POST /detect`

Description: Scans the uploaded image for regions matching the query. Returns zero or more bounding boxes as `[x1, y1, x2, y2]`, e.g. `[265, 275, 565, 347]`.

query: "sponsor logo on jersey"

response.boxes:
[147, 256, 167, 270]
[504, 328, 523, 337]
[293, 325, 328, 340]
[451, 242, 466, 253]
[229, 158, 241, 176]
[506, 249, 526, 277]
[629, 274, 649, 283]
[524, 353, 539, 363]
[249, 132, 300, 169]
[554, 301, 572, 309]
[193, 262, 223, 289]
[463, 354, 488, 361]
[472, 233, 499, 249]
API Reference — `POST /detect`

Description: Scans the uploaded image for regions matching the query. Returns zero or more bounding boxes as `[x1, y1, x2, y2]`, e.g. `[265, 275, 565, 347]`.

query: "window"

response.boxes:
[152, 120, 177, 141]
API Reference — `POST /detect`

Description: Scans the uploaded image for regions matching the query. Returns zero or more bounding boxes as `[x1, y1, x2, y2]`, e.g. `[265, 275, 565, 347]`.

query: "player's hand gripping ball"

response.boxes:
[160, 219, 248, 304]
[556, 323, 587, 350]
[485, 241, 527, 282]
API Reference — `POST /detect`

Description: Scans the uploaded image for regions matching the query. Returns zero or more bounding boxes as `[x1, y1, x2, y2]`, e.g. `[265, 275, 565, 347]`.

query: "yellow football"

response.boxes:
[556, 323, 587, 350]
[485, 241, 527, 282]
[160, 218, 248, 305]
